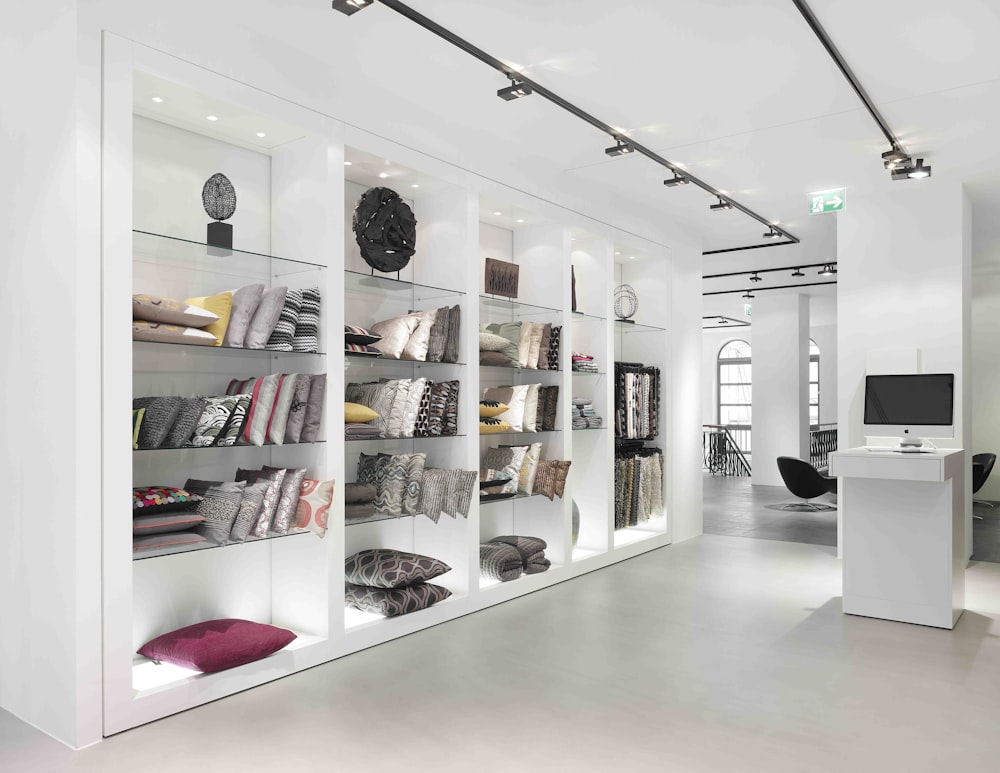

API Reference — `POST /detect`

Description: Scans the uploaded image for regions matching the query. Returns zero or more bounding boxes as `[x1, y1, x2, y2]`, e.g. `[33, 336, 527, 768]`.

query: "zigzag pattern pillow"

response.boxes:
[292, 286, 320, 353]
[265, 288, 303, 352]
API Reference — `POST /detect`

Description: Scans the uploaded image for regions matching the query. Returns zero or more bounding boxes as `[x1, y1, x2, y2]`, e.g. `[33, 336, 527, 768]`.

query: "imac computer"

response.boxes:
[863, 373, 955, 452]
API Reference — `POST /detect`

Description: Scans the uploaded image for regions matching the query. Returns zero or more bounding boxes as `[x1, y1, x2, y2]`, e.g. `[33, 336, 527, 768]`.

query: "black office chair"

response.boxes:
[972, 452, 996, 520]
[776, 456, 838, 511]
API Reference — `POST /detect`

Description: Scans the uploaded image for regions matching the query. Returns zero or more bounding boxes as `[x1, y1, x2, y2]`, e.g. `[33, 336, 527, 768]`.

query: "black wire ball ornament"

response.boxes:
[202, 173, 237, 221]
[614, 284, 639, 321]
[352, 186, 417, 273]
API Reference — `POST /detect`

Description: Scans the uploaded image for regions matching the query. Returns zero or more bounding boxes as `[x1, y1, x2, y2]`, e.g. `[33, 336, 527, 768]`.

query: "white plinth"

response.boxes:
[829, 447, 965, 629]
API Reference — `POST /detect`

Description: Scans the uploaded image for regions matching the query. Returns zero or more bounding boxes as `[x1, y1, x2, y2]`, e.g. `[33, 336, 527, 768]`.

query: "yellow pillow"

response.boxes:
[480, 418, 512, 434]
[345, 402, 379, 423]
[184, 291, 233, 346]
[479, 400, 510, 419]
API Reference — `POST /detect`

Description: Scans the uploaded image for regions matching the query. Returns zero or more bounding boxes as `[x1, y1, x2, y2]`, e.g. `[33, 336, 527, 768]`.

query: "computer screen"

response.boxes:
[863, 373, 954, 427]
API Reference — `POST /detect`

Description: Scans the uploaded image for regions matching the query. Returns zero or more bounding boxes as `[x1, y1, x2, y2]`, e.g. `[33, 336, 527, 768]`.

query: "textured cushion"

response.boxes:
[480, 542, 523, 583]
[133, 532, 207, 552]
[132, 408, 144, 449]
[479, 350, 513, 367]
[401, 309, 438, 361]
[415, 468, 448, 523]
[267, 374, 298, 445]
[294, 478, 334, 537]
[132, 486, 203, 513]
[344, 482, 376, 504]
[262, 465, 307, 535]
[547, 325, 562, 370]
[245, 286, 288, 349]
[357, 452, 388, 487]
[442, 304, 461, 364]
[265, 288, 303, 352]
[234, 468, 286, 537]
[345, 582, 452, 617]
[229, 481, 268, 542]
[444, 470, 477, 518]
[284, 375, 312, 444]
[425, 306, 449, 363]
[483, 385, 529, 432]
[132, 321, 218, 346]
[541, 385, 559, 431]
[370, 313, 420, 359]
[183, 478, 223, 497]
[133, 511, 206, 535]
[188, 395, 243, 448]
[516, 321, 533, 367]
[522, 383, 540, 432]
[401, 378, 427, 439]
[219, 395, 251, 447]
[503, 441, 542, 496]
[292, 286, 321, 353]
[344, 324, 382, 345]
[485, 321, 521, 362]
[136, 619, 296, 673]
[345, 401, 379, 423]
[222, 283, 264, 347]
[373, 453, 409, 517]
[480, 418, 512, 434]
[344, 549, 451, 588]
[482, 446, 528, 495]
[479, 331, 511, 352]
[402, 452, 427, 515]
[300, 373, 326, 443]
[386, 378, 412, 438]
[345, 343, 382, 357]
[533, 459, 572, 500]
[537, 323, 551, 369]
[132, 396, 183, 449]
[162, 397, 207, 448]
[194, 481, 246, 544]
[244, 374, 281, 446]
[479, 400, 509, 418]
[524, 322, 543, 370]
[133, 294, 219, 328]
[184, 291, 233, 346]
[442, 379, 460, 437]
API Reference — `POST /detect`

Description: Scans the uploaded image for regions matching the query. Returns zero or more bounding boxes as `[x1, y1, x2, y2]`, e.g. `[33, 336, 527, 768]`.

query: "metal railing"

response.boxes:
[703, 425, 751, 477]
[810, 424, 838, 470]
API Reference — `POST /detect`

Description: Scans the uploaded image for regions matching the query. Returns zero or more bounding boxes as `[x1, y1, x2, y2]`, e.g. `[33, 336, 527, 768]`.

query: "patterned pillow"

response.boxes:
[222, 283, 264, 348]
[533, 459, 572, 500]
[385, 379, 412, 438]
[300, 373, 326, 443]
[357, 452, 389, 487]
[267, 374, 298, 445]
[245, 286, 287, 349]
[416, 468, 447, 524]
[442, 379, 460, 436]
[344, 324, 382, 345]
[132, 486, 203, 513]
[263, 465, 307, 535]
[442, 304, 461, 364]
[401, 309, 437, 362]
[132, 408, 145, 449]
[292, 286, 321, 353]
[482, 446, 528, 495]
[444, 470, 477, 518]
[194, 481, 246, 544]
[537, 323, 551, 369]
[373, 454, 409, 518]
[424, 381, 450, 436]
[294, 478, 334, 537]
[344, 549, 451, 588]
[188, 395, 242, 448]
[265, 288, 303, 352]
[133, 511, 206, 536]
[244, 374, 280, 446]
[217, 394, 251, 447]
[483, 385, 529, 432]
[402, 452, 427, 515]
[284, 375, 312, 443]
[370, 313, 421, 359]
[345, 343, 382, 357]
[479, 400, 509, 418]
[162, 397, 207, 448]
[132, 321, 218, 346]
[503, 441, 542, 496]
[229, 481, 268, 542]
[541, 385, 559, 431]
[345, 582, 452, 617]
[413, 380, 432, 437]
[522, 384, 541, 432]
[133, 294, 221, 328]
[235, 468, 286, 537]
[401, 377, 426, 439]
[479, 331, 510, 352]
[547, 325, 562, 370]
[425, 306, 449, 363]
[132, 396, 183, 449]
[480, 418, 512, 434]
[184, 291, 233, 346]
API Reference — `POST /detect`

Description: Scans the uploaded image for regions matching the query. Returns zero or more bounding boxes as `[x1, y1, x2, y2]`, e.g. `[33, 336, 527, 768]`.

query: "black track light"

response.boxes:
[498, 80, 532, 101]
[749, 272, 762, 283]
[710, 197, 733, 212]
[742, 289, 754, 299]
[605, 138, 634, 157]
[331, 0, 373, 15]
[763, 227, 781, 239]
[907, 158, 932, 179]
[792, 268, 804, 277]
[718, 318, 729, 324]
[882, 147, 910, 170]
[818, 264, 837, 277]
[663, 174, 689, 187]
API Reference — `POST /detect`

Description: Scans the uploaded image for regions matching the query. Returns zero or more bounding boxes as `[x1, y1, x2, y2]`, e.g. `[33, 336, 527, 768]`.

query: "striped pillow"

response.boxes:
[292, 286, 321, 353]
[265, 288, 303, 352]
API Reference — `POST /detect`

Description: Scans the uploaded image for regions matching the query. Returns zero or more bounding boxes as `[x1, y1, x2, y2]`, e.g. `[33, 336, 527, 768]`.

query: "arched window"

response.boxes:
[718, 339, 752, 430]
[810, 339, 820, 427]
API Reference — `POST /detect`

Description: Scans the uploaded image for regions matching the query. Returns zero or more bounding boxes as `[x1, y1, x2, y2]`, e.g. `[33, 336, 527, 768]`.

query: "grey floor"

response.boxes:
[6, 535, 1000, 772]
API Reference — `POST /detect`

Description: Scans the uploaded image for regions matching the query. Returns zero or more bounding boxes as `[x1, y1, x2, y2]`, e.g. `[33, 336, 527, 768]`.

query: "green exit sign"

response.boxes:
[809, 188, 846, 215]
[743, 303, 752, 318]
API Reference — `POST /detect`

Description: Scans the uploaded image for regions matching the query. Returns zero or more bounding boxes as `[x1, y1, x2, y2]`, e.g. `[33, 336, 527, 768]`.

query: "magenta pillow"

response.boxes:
[136, 618, 297, 673]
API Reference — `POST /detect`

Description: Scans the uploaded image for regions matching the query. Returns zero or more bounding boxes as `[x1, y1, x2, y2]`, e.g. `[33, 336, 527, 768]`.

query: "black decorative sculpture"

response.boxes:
[352, 186, 417, 273]
[614, 284, 638, 322]
[202, 172, 237, 249]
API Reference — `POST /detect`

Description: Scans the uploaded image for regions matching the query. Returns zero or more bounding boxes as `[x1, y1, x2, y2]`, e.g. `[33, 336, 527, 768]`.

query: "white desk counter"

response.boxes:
[829, 447, 965, 629]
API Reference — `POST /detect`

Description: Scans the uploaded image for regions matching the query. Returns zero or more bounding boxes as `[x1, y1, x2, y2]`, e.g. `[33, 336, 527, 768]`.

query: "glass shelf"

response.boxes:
[345, 434, 465, 442]
[134, 340, 326, 358]
[571, 426, 606, 431]
[479, 429, 559, 437]
[345, 353, 465, 367]
[479, 364, 561, 374]
[344, 269, 465, 305]
[571, 311, 607, 322]
[571, 369, 605, 376]
[480, 295, 561, 321]
[134, 441, 326, 452]
[346, 511, 416, 526]
[614, 319, 667, 333]
[133, 230, 324, 278]
[133, 528, 311, 561]
[479, 491, 547, 505]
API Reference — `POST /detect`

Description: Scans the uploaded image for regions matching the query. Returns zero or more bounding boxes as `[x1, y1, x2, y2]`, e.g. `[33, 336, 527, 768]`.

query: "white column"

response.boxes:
[751, 293, 810, 486]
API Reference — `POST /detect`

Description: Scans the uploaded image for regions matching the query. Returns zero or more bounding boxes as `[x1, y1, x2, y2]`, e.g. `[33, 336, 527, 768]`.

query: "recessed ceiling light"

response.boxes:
[344, 161, 353, 166]
[378, 172, 389, 179]
[629, 255, 636, 260]
[493, 211, 503, 216]
[615, 251, 621, 255]
[516, 218, 524, 223]
[256, 132, 267, 138]
[206, 115, 219, 122]
[151, 96, 163, 103]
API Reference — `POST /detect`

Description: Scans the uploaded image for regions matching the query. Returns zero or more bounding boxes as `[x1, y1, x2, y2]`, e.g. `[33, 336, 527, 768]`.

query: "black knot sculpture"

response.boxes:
[352, 186, 417, 273]
[202, 172, 237, 249]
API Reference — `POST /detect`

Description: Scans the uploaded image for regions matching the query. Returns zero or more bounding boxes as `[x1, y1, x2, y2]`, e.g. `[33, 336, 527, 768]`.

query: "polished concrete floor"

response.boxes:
[5, 534, 1000, 772]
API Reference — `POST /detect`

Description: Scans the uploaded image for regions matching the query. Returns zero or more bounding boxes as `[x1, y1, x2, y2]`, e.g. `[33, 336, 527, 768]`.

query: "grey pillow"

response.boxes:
[300, 373, 326, 443]
[244, 286, 288, 349]
[344, 548, 451, 588]
[263, 465, 307, 535]
[443, 304, 461, 363]
[482, 446, 528, 495]
[132, 396, 183, 449]
[425, 305, 449, 363]
[415, 468, 447, 523]
[284, 374, 312, 444]
[183, 478, 223, 497]
[385, 379, 412, 438]
[292, 286, 321, 353]
[345, 582, 452, 617]
[162, 397, 206, 448]
[266, 288, 303, 352]
[268, 374, 299, 445]
[222, 283, 264, 347]
[229, 481, 268, 542]
[374, 454, 407, 517]
[194, 481, 246, 544]
[402, 452, 427, 515]
[235, 467, 286, 537]
[187, 395, 242, 448]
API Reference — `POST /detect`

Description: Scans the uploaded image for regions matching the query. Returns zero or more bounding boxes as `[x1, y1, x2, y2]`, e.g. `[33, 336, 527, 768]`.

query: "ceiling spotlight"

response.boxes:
[792, 268, 804, 277]
[516, 218, 525, 223]
[255, 131, 267, 138]
[882, 147, 910, 169]
[331, 0, 373, 15]
[710, 198, 733, 212]
[763, 227, 781, 239]
[493, 211, 503, 216]
[663, 174, 689, 187]
[605, 138, 634, 157]
[498, 79, 532, 101]
[818, 264, 837, 277]
[344, 161, 353, 166]
[378, 172, 389, 179]
[749, 272, 762, 283]
[907, 158, 932, 179]
[742, 290, 754, 299]
[410, 184, 420, 189]
[206, 115, 219, 121]
[151, 96, 163, 103]
[718, 318, 729, 324]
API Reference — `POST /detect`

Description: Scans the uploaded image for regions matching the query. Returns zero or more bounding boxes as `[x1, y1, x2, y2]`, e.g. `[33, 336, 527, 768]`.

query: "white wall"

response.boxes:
[970, 234, 1000, 499]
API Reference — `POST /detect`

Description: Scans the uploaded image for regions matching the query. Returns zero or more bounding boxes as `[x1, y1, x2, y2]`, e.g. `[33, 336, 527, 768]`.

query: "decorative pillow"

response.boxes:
[522, 384, 540, 432]
[243, 374, 281, 446]
[344, 482, 376, 504]
[346, 381, 394, 438]
[480, 418, 512, 434]
[413, 380, 432, 437]
[229, 481, 268, 542]
[402, 452, 427, 515]
[399, 377, 425, 439]
[226, 377, 255, 396]
[266, 374, 298, 445]
[479, 400, 509, 418]
[265, 288, 303, 352]
[442, 304, 461, 364]
[345, 401, 379, 424]
[345, 582, 452, 617]
[503, 441, 542, 496]
[292, 286, 321, 353]
[222, 283, 264, 347]
[133, 294, 219, 328]
[442, 379, 460, 437]
[416, 468, 447, 523]
[370, 313, 421, 359]
[132, 396, 182, 449]
[300, 373, 326, 443]
[479, 331, 511, 352]
[133, 532, 207, 552]
[132, 321, 218, 346]
[533, 459, 572, 500]
[479, 469, 511, 488]
[183, 479, 223, 497]
[132, 486, 203, 513]
[294, 478, 334, 537]
[263, 465, 307, 535]
[527, 323, 543, 370]
[235, 468, 286, 537]
[444, 470, 477, 518]
[537, 323, 551, 369]
[479, 351, 513, 367]
[373, 453, 410, 517]
[401, 309, 438, 361]
[385, 378, 412, 438]
[516, 322, 533, 367]
[284, 375, 312, 443]
[357, 452, 389, 487]
[344, 324, 382, 345]
[483, 384, 529, 431]
[194, 481, 246, 544]
[345, 343, 382, 357]
[547, 325, 562, 370]
[245, 286, 288, 349]
[184, 291, 233, 346]
[161, 397, 207, 448]
[542, 384, 560, 431]
[344, 548, 451, 588]
[187, 395, 242, 448]
[485, 321, 521, 362]
[482, 446, 528, 494]
[220, 395, 251, 447]
[133, 512, 206, 535]
[425, 306, 450, 363]
[136, 619, 297, 673]
[132, 408, 144, 449]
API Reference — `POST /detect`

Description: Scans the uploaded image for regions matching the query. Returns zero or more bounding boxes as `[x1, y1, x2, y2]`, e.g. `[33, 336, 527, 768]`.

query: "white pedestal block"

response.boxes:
[829, 448, 965, 629]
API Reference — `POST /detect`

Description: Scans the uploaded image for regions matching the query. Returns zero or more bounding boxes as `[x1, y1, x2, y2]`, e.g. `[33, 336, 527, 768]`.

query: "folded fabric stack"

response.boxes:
[131, 373, 326, 450]
[614, 445, 665, 529]
[479, 322, 561, 370]
[571, 396, 603, 429]
[346, 378, 459, 439]
[132, 286, 321, 352]
[132, 472, 334, 553]
[571, 352, 599, 373]
[479, 535, 550, 583]
[479, 385, 558, 433]
[345, 549, 452, 617]
[481, 445, 572, 501]
[348, 305, 460, 362]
